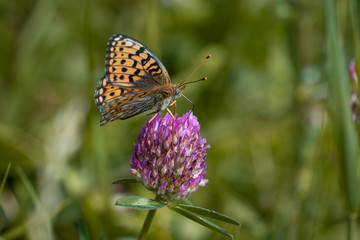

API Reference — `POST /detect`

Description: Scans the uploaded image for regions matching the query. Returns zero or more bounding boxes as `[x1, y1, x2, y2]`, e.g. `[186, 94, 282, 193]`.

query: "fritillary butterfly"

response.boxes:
[94, 34, 185, 126]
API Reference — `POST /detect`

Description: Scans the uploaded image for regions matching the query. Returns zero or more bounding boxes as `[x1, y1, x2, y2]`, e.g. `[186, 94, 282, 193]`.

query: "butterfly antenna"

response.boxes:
[182, 77, 207, 85]
[180, 55, 211, 85]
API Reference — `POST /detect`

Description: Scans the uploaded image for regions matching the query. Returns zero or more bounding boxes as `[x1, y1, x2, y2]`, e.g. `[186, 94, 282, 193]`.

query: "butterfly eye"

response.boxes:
[174, 88, 181, 95]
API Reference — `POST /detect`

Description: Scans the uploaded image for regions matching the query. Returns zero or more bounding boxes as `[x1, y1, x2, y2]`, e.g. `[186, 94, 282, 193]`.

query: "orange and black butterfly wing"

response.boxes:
[94, 75, 171, 125]
[94, 75, 128, 109]
[105, 34, 170, 89]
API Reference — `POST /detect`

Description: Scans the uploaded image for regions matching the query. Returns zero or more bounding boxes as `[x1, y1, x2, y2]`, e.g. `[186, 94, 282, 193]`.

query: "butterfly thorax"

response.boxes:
[157, 84, 185, 111]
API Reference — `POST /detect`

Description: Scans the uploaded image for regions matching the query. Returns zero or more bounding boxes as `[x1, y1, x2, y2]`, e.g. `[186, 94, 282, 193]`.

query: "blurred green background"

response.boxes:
[0, 0, 358, 239]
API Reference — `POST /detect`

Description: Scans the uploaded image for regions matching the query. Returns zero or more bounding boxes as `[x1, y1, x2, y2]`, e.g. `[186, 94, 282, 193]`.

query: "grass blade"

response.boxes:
[0, 162, 11, 198]
[325, 0, 359, 239]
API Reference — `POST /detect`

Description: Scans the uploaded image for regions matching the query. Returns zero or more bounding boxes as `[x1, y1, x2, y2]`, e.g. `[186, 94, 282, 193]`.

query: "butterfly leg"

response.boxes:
[148, 113, 159, 123]
[181, 94, 194, 116]
[146, 113, 158, 143]
[166, 108, 174, 118]
[166, 99, 178, 118]
[166, 101, 177, 148]
[168, 100, 176, 112]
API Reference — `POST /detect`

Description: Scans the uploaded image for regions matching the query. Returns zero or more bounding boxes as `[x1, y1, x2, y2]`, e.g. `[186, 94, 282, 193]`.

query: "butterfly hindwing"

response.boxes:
[95, 75, 173, 125]
[99, 90, 171, 125]
[105, 34, 170, 88]
[94, 75, 130, 109]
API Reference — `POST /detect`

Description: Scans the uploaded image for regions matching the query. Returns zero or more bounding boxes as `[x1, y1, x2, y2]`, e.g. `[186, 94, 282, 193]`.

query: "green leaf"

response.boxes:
[176, 204, 240, 226]
[168, 198, 193, 206]
[179, 198, 193, 205]
[115, 196, 167, 210]
[78, 218, 90, 240]
[170, 206, 234, 239]
[112, 178, 138, 184]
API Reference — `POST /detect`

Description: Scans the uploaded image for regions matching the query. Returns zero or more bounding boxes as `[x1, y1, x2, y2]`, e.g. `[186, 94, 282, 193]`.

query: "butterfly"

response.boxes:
[94, 34, 187, 126]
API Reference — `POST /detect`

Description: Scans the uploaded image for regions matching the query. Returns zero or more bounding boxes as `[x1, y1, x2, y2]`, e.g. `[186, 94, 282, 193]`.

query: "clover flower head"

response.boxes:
[130, 111, 209, 200]
[349, 59, 358, 84]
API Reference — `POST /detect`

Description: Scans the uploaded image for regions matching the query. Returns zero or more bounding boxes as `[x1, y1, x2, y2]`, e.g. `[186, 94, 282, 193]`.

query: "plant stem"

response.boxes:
[138, 210, 157, 240]
[348, 213, 358, 240]
[325, 0, 359, 239]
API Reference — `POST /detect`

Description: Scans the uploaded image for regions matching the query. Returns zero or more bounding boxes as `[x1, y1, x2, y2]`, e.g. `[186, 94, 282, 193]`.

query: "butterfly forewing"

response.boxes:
[105, 34, 170, 88]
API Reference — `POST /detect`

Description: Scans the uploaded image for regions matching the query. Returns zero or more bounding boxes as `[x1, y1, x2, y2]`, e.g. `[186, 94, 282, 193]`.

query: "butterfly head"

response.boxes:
[174, 84, 186, 98]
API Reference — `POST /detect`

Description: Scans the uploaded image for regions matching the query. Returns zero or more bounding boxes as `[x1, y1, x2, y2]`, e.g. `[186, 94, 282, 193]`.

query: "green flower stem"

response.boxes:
[138, 209, 157, 240]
